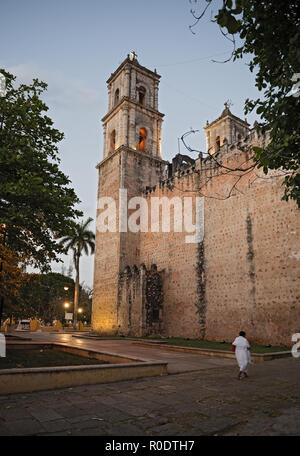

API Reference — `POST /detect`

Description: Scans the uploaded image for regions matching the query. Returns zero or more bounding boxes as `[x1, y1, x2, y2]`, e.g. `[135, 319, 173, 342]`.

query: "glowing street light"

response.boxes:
[64, 302, 70, 309]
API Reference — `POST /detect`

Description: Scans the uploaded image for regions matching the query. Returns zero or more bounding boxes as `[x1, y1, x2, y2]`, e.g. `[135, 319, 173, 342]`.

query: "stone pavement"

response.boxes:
[10, 331, 238, 374]
[0, 332, 299, 436]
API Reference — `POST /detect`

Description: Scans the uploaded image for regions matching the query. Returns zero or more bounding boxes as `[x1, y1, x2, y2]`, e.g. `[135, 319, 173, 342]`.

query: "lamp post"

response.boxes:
[63, 301, 73, 327]
[63, 285, 70, 326]
[77, 307, 84, 329]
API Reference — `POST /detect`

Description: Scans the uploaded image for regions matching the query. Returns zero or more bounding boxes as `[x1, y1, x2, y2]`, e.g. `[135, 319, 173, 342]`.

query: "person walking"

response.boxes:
[232, 331, 251, 380]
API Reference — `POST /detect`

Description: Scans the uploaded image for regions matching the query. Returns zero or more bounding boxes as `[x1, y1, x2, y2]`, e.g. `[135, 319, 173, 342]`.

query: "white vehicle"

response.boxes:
[16, 320, 30, 331]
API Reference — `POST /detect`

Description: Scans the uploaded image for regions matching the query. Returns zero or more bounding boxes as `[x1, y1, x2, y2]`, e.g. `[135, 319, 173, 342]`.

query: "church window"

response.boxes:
[139, 128, 147, 152]
[138, 86, 146, 105]
[215, 135, 220, 152]
[114, 88, 120, 105]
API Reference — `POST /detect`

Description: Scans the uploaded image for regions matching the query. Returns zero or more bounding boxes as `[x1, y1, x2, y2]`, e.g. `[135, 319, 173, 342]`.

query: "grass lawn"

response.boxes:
[0, 349, 108, 370]
[159, 338, 290, 353]
[85, 333, 290, 353]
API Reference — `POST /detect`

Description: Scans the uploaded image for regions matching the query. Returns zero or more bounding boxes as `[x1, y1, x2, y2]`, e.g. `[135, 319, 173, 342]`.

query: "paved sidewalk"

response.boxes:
[8, 332, 237, 374]
[1, 332, 299, 436]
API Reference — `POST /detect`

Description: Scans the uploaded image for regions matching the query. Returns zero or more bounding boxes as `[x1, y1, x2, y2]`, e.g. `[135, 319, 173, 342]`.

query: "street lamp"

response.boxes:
[63, 301, 73, 327]
[77, 307, 84, 326]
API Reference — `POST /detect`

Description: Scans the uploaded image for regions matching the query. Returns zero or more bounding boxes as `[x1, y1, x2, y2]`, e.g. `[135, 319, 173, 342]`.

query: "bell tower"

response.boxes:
[102, 51, 163, 160]
[204, 103, 250, 154]
[92, 53, 166, 334]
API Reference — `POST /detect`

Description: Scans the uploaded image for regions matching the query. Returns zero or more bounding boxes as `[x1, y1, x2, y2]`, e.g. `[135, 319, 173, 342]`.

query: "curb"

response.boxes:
[131, 341, 292, 362]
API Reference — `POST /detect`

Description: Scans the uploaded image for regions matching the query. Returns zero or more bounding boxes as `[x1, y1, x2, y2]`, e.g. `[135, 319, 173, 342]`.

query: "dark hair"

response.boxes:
[239, 331, 246, 337]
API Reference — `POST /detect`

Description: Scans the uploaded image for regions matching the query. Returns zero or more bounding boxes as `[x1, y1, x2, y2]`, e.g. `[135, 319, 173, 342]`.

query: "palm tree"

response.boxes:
[60, 217, 95, 329]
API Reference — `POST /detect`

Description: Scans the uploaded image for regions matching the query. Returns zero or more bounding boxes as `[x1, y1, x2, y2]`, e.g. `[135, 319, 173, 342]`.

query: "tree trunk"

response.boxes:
[73, 253, 80, 330]
[0, 297, 3, 328]
[0, 228, 7, 327]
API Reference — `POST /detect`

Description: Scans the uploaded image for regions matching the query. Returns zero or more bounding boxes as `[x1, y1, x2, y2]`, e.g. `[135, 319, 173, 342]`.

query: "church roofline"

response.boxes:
[106, 55, 161, 85]
[204, 108, 250, 130]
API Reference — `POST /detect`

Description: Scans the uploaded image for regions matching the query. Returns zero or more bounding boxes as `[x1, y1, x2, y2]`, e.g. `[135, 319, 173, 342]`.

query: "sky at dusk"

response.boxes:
[1, 0, 261, 287]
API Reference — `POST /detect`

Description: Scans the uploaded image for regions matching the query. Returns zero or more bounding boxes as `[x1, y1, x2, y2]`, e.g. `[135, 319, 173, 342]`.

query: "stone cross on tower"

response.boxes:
[129, 51, 138, 61]
[224, 100, 232, 110]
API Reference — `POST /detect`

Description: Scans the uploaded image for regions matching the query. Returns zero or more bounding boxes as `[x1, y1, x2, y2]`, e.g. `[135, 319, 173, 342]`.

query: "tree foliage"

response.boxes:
[3, 272, 92, 323]
[0, 243, 31, 301]
[190, 0, 300, 206]
[61, 217, 96, 262]
[0, 69, 82, 270]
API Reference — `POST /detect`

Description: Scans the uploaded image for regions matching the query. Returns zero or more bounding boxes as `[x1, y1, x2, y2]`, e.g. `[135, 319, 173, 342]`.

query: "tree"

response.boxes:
[0, 69, 82, 269]
[34, 273, 74, 324]
[0, 241, 34, 325]
[189, 0, 300, 207]
[60, 218, 95, 329]
[4, 272, 75, 323]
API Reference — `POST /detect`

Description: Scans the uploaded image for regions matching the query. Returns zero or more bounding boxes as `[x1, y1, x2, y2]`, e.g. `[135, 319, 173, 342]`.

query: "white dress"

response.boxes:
[232, 336, 251, 372]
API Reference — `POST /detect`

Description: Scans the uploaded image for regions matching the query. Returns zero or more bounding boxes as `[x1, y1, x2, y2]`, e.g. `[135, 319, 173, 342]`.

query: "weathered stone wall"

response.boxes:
[203, 157, 300, 346]
[93, 56, 299, 345]
[92, 147, 165, 334]
[120, 147, 166, 271]
[117, 264, 163, 337]
[93, 132, 299, 345]
[139, 172, 201, 338]
[92, 152, 121, 333]
[138, 134, 299, 345]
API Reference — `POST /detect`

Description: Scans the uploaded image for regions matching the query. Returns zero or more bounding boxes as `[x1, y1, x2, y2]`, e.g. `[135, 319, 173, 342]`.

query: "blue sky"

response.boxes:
[1, 0, 261, 287]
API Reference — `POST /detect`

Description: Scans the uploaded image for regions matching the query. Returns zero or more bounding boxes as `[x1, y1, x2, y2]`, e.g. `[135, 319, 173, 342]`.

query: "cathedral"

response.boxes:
[91, 53, 299, 346]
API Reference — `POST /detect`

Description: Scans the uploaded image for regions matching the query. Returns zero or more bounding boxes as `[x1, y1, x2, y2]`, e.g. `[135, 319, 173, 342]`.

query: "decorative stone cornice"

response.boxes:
[101, 96, 164, 123]
[204, 108, 250, 130]
[96, 145, 167, 170]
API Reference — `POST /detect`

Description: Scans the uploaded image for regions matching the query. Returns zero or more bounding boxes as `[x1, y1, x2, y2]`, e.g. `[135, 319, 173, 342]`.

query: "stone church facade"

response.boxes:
[92, 54, 299, 346]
